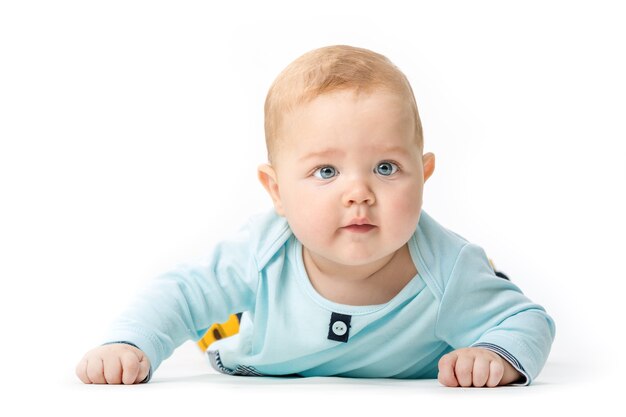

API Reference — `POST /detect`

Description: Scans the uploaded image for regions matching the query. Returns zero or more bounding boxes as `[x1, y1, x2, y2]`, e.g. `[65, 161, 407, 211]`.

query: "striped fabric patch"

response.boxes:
[208, 350, 263, 377]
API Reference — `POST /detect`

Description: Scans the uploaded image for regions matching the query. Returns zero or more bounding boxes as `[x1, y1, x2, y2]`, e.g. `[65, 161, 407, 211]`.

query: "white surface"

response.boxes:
[18, 341, 622, 416]
[1, 1, 624, 414]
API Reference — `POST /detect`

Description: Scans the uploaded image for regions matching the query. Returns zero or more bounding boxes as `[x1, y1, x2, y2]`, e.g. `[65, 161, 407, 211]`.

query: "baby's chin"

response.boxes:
[313, 245, 402, 268]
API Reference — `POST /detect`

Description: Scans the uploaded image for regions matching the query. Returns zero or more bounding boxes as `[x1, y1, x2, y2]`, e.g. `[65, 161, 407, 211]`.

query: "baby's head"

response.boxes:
[258, 45, 435, 267]
[263, 45, 424, 164]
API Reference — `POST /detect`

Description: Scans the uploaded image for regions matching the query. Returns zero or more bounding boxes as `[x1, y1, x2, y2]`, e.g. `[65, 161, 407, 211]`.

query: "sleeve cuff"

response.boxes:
[471, 342, 530, 386]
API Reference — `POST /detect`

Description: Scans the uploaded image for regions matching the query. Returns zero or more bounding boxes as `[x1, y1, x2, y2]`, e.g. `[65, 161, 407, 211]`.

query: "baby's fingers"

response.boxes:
[85, 357, 106, 384]
[120, 351, 149, 384]
[487, 360, 504, 387]
[75, 358, 90, 384]
[102, 356, 124, 384]
[137, 354, 150, 383]
[472, 356, 491, 387]
[454, 354, 475, 387]
[120, 352, 140, 385]
[437, 352, 459, 387]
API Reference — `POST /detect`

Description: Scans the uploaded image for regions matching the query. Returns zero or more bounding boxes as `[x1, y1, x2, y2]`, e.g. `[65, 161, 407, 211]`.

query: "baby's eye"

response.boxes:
[375, 162, 399, 176]
[313, 166, 338, 180]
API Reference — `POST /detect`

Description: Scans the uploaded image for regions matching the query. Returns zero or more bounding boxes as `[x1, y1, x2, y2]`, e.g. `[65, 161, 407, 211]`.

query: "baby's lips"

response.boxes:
[345, 217, 374, 227]
[342, 224, 376, 233]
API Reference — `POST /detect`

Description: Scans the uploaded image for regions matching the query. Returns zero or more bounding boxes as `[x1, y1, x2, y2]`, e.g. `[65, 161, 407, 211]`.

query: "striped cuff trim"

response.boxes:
[471, 342, 530, 386]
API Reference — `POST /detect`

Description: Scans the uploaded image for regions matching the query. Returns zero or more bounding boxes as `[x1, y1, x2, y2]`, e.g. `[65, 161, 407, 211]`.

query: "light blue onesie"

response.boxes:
[104, 209, 555, 385]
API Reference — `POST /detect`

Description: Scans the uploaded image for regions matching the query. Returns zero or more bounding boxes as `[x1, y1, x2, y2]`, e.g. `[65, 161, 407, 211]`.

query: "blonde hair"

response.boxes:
[264, 45, 423, 163]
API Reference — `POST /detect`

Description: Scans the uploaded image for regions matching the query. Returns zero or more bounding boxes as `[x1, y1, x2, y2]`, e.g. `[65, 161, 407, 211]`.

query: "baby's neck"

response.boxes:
[302, 244, 417, 306]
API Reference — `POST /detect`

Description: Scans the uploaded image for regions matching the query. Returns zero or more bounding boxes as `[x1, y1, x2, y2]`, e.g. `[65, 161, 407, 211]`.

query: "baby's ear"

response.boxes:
[423, 152, 435, 182]
[257, 164, 285, 216]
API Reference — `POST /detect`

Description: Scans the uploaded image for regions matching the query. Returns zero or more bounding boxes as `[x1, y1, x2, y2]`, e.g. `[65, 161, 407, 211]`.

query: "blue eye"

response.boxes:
[313, 166, 338, 180]
[375, 162, 399, 176]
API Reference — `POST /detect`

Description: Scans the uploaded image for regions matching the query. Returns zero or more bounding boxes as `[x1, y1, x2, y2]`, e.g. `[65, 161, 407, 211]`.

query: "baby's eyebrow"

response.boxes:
[378, 145, 412, 156]
[299, 148, 345, 162]
[299, 145, 411, 162]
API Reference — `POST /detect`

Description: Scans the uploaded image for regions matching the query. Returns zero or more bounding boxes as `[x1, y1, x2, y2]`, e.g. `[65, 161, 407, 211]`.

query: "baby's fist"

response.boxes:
[76, 343, 150, 385]
[437, 347, 521, 388]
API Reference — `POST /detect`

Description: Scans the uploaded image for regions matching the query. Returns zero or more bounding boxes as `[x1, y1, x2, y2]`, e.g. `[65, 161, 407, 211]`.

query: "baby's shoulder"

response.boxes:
[412, 211, 473, 296]
[235, 208, 293, 269]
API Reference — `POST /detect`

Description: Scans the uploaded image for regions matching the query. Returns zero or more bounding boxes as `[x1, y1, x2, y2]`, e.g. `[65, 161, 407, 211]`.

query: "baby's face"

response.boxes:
[259, 89, 434, 267]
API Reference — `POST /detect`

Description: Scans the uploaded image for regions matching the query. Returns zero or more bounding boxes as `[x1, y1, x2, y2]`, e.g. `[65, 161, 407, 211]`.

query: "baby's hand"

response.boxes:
[437, 347, 521, 388]
[76, 343, 151, 384]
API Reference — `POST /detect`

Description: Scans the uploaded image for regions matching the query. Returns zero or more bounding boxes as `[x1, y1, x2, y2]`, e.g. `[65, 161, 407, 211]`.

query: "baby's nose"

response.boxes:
[341, 180, 375, 206]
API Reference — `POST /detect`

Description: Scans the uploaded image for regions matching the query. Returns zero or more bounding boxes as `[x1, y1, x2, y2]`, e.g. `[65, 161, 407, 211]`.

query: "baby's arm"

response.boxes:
[436, 244, 556, 387]
[437, 347, 522, 388]
[75, 215, 264, 384]
[76, 343, 150, 385]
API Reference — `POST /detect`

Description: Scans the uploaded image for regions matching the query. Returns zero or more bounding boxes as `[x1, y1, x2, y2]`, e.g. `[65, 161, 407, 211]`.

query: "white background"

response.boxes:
[1, 0, 624, 415]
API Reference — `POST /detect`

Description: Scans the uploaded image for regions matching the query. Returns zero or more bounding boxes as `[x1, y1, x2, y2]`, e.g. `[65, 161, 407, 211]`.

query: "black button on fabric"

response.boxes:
[328, 312, 351, 343]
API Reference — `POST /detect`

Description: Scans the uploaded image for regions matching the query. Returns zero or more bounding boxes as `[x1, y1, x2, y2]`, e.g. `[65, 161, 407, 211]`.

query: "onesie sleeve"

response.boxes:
[434, 243, 556, 385]
[101, 220, 261, 376]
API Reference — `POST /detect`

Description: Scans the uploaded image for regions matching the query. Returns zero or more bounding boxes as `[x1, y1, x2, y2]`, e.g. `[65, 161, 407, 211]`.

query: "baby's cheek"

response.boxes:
[389, 192, 422, 233]
[284, 197, 330, 245]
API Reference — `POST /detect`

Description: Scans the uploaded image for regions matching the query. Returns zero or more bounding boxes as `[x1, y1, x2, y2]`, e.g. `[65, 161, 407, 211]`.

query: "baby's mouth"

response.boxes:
[342, 224, 376, 233]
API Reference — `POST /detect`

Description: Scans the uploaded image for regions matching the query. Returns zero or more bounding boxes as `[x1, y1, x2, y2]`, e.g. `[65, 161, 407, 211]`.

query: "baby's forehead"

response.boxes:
[269, 87, 422, 165]
[284, 129, 419, 161]
[287, 89, 414, 125]
[299, 87, 409, 109]
[296, 141, 416, 158]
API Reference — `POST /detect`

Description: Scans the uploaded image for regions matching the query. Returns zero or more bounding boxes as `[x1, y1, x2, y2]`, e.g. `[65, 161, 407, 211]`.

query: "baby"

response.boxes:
[76, 45, 555, 387]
